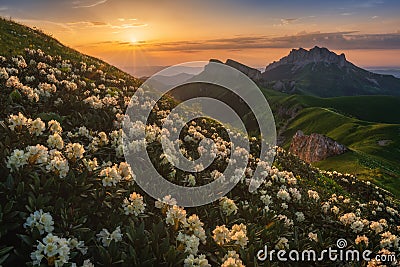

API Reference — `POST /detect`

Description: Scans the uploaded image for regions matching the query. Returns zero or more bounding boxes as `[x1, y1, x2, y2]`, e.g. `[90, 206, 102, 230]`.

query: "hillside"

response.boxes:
[278, 94, 400, 124]
[0, 18, 399, 267]
[0, 17, 132, 80]
[263, 90, 400, 196]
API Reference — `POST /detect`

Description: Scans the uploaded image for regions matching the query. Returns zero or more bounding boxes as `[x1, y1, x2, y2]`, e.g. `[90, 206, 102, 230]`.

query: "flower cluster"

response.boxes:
[212, 223, 248, 248]
[30, 233, 86, 267]
[24, 210, 54, 234]
[219, 196, 238, 216]
[122, 192, 146, 216]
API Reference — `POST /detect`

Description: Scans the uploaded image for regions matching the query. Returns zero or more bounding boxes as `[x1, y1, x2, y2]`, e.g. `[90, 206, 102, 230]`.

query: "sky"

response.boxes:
[0, 0, 399, 75]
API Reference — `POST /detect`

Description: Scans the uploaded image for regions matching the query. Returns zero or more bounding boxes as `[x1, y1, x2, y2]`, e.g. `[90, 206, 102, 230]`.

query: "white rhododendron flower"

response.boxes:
[48, 120, 62, 133]
[184, 254, 210, 267]
[80, 259, 95, 267]
[26, 144, 49, 164]
[68, 238, 88, 255]
[47, 133, 64, 150]
[275, 237, 289, 250]
[380, 231, 399, 249]
[122, 192, 146, 216]
[8, 112, 28, 131]
[184, 214, 207, 244]
[0, 67, 9, 79]
[155, 195, 177, 210]
[24, 209, 54, 234]
[277, 188, 291, 201]
[307, 190, 320, 201]
[308, 232, 318, 242]
[177, 233, 200, 255]
[46, 150, 69, 178]
[212, 225, 230, 245]
[118, 161, 135, 182]
[212, 223, 248, 248]
[6, 149, 29, 171]
[100, 165, 121, 186]
[295, 211, 305, 222]
[166, 205, 187, 227]
[96, 226, 123, 247]
[221, 251, 244, 267]
[31, 233, 70, 266]
[355, 235, 369, 246]
[83, 158, 98, 172]
[219, 196, 238, 216]
[65, 143, 85, 160]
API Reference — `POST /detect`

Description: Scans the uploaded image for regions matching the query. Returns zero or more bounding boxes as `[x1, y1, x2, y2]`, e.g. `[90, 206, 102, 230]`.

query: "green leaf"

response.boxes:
[0, 253, 10, 264]
[9, 89, 22, 102]
[17, 234, 33, 246]
[3, 202, 13, 214]
[0, 246, 13, 256]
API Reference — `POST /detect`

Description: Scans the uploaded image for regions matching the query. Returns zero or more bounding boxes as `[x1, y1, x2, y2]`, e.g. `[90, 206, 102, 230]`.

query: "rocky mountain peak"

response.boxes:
[265, 46, 348, 72]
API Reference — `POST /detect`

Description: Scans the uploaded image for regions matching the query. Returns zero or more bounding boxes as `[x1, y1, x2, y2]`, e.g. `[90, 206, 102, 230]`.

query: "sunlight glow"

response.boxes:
[130, 37, 138, 44]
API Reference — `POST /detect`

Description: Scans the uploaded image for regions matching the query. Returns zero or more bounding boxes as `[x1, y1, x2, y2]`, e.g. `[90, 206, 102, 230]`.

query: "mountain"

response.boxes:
[225, 46, 400, 97]
[225, 59, 262, 82]
[170, 59, 400, 196]
[1, 18, 400, 266]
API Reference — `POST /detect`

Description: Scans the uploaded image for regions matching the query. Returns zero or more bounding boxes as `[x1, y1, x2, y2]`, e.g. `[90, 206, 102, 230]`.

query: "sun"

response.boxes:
[130, 37, 138, 44]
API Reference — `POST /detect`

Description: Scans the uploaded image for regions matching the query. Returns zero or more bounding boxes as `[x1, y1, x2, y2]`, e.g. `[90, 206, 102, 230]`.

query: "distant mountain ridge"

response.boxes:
[265, 46, 348, 72]
[218, 46, 400, 97]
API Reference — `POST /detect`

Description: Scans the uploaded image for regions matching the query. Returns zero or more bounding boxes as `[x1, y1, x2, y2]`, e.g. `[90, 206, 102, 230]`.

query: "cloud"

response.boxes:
[81, 31, 400, 52]
[73, 0, 107, 8]
[66, 21, 107, 27]
[110, 23, 148, 29]
[17, 18, 73, 31]
[97, 31, 400, 51]
[117, 18, 137, 22]
[356, 0, 384, 8]
[274, 16, 316, 27]
[0, 6, 8, 12]
[280, 18, 299, 25]
[66, 20, 147, 29]
[340, 12, 354, 16]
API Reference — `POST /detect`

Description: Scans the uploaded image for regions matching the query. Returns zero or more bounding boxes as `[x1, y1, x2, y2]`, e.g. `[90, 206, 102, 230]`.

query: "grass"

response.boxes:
[259, 87, 400, 196]
[268, 93, 400, 124]
[269, 100, 400, 196]
[0, 17, 134, 80]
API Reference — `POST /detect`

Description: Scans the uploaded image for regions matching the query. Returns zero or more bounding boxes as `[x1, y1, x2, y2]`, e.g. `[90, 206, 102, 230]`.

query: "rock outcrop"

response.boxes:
[265, 46, 348, 72]
[289, 130, 348, 163]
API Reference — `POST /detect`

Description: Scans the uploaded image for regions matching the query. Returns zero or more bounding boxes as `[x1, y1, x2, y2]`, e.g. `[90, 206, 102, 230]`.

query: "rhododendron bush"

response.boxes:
[0, 48, 399, 266]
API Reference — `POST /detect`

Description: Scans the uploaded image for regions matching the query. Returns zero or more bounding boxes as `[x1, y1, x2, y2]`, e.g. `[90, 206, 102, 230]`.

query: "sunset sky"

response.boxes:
[1, 0, 399, 75]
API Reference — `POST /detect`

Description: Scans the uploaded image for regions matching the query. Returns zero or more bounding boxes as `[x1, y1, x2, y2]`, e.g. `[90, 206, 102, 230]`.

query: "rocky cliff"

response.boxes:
[265, 46, 348, 72]
[289, 130, 348, 162]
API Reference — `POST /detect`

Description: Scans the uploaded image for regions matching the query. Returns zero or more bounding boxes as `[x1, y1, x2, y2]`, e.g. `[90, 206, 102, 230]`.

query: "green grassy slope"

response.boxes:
[0, 17, 130, 79]
[263, 88, 400, 196]
[270, 93, 400, 124]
